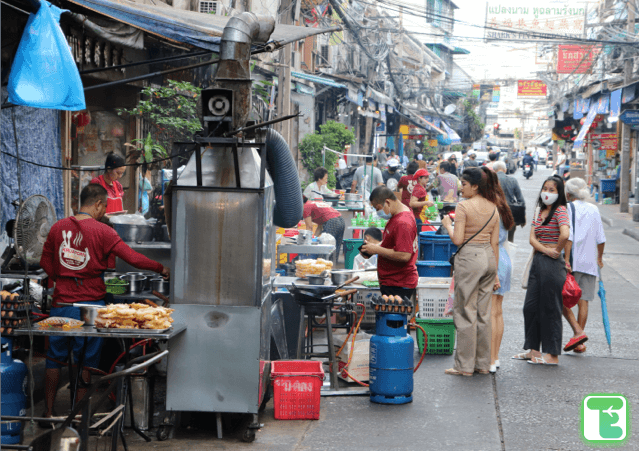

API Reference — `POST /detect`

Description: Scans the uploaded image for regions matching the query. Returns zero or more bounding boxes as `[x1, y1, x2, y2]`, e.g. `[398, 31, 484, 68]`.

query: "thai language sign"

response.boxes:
[557, 45, 601, 74]
[589, 133, 618, 158]
[517, 80, 547, 97]
[485, 3, 586, 41]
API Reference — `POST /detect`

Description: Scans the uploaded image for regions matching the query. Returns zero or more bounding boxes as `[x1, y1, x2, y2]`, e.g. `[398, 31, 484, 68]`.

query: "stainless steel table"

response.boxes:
[13, 324, 186, 339]
[0, 268, 47, 280]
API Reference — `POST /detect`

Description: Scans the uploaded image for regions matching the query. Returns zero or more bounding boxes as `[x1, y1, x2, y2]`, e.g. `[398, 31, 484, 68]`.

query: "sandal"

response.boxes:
[563, 334, 588, 352]
[511, 352, 532, 360]
[573, 344, 587, 353]
[527, 356, 558, 366]
[474, 368, 490, 374]
[37, 410, 57, 428]
[445, 368, 473, 377]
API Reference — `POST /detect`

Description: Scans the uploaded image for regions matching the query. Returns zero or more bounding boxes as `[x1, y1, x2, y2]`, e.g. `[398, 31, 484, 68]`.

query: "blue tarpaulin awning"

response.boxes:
[65, 0, 340, 52]
[574, 104, 598, 149]
[291, 71, 346, 89]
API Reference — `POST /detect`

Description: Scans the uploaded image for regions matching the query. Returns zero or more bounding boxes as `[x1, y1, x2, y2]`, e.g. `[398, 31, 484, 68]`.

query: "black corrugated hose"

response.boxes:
[265, 128, 303, 228]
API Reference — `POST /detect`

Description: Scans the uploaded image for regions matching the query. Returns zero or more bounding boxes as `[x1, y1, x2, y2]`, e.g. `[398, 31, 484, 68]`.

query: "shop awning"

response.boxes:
[66, 0, 341, 52]
[573, 104, 598, 149]
[291, 71, 346, 89]
[452, 47, 470, 55]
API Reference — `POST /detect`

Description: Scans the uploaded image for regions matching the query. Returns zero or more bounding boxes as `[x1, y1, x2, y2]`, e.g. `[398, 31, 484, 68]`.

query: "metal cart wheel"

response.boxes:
[241, 428, 256, 443]
[157, 424, 172, 441]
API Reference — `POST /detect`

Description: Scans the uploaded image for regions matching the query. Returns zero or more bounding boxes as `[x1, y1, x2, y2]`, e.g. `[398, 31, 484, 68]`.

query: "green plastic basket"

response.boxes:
[105, 279, 129, 295]
[343, 239, 364, 270]
[415, 317, 456, 355]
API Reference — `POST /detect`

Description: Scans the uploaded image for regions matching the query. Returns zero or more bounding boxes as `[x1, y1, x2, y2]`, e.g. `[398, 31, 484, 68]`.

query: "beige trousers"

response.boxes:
[453, 243, 497, 373]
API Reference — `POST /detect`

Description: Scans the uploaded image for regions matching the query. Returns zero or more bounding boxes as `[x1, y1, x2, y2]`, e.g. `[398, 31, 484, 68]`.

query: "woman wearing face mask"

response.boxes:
[513, 176, 569, 366]
[441, 167, 501, 376]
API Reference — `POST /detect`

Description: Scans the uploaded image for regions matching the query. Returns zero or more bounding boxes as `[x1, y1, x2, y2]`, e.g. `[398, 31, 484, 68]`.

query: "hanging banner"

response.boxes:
[441, 122, 461, 144]
[622, 84, 636, 103]
[581, 98, 590, 113]
[517, 80, 547, 97]
[573, 99, 583, 120]
[609, 89, 622, 119]
[596, 94, 610, 114]
[485, 2, 586, 42]
[492, 86, 501, 102]
[557, 45, 601, 74]
[573, 104, 598, 149]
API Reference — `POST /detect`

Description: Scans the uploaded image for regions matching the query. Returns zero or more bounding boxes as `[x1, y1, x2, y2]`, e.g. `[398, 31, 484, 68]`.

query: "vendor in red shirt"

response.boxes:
[410, 168, 434, 227]
[39, 184, 170, 422]
[90, 152, 126, 216]
[398, 161, 419, 208]
[303, 196, 345, 264]
[361, 186, 418, 299]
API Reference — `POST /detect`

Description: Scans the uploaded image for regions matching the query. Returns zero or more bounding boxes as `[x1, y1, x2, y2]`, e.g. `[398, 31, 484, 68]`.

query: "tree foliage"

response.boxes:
[117, 80, 202, 165]
[299, 121, 356, 189]
[462, 99, 485, 143]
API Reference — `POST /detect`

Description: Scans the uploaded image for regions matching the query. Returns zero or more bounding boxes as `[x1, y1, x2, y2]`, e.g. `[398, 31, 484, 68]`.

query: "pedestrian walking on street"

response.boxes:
[428, 161, 460, 202]
[494, 161, 525, 242]
[514, 176, 570, 366]
[562, 178, 606, 354]
[489, 186, 515, 373]
[442, 167, 501, 376]
[398, 161, 419, 209]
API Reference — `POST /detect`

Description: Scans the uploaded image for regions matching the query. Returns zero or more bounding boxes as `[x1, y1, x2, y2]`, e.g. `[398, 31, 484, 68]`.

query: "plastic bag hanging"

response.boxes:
[8, 1, 86, 110]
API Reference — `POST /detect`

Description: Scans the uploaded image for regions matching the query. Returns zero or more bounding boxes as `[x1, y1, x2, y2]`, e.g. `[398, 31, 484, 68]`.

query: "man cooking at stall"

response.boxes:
[39, 184, 170, 424]
[361, 186, 418, 300]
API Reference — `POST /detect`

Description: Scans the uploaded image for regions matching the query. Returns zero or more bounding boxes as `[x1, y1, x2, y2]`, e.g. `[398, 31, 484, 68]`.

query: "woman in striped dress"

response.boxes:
[513, 176, 570, 366]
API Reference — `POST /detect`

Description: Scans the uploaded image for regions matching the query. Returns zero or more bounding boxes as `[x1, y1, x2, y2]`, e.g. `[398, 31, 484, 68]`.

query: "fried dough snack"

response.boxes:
[95, 303, 174, 330]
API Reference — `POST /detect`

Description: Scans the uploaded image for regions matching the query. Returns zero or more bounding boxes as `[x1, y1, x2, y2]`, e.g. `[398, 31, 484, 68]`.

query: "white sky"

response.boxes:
[397, 0, 596, 81]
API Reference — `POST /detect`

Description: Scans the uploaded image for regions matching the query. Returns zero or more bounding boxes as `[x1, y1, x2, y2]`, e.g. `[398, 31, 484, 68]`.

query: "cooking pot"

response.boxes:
[150, 278, 170, 295]
[345, 193, 362, 202]
[113, 223, 153, 243]
[330, 271, 353, 286]
[307, 275, 327, 285]
[120, 274, 147, 293]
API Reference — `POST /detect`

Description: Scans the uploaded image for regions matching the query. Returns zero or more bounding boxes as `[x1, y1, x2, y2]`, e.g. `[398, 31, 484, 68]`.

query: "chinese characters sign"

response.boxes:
[517, 80, 547, 97]
[485, 3, 586, 41]
[557, 45, 601, 74]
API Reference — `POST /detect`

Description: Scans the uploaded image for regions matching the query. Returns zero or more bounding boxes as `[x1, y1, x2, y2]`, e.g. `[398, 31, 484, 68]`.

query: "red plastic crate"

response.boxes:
[271, 360, 324, 420]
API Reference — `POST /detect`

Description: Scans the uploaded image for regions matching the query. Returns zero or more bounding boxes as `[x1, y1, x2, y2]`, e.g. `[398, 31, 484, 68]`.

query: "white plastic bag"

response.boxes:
[317, 233, 336, 247]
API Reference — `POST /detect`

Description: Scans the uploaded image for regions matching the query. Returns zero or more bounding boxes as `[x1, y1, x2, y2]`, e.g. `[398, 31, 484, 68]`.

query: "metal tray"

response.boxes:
[96, 327, 171, 334]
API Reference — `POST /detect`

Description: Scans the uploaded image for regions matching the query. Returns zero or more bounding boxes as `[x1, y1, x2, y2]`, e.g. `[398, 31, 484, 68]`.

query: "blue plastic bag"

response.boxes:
[8, 1, 85, 110]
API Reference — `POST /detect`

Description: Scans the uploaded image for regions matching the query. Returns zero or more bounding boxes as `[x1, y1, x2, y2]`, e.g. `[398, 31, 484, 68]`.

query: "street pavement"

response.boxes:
[25, 167, 639, 450]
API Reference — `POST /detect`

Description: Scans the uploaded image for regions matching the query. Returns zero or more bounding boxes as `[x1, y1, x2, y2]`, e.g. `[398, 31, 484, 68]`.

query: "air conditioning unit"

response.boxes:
[199, 1, 222, 14]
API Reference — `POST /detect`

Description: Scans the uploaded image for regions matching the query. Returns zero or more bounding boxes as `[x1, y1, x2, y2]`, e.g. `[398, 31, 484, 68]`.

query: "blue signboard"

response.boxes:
[622, 84, 636, 103]
[610, 89, 622, 119]
[573, 99, 583, 120]
[619, 110, 639, 125]
[596, 94, 610, 114]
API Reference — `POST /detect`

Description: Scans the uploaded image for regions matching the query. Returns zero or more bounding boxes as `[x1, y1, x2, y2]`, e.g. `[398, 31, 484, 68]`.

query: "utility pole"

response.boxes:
[276, 0, 295, 147]
[620, 0, 634, 213]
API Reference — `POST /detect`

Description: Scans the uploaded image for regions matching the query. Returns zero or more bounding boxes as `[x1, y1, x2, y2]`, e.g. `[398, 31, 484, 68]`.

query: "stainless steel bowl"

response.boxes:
[150, 278, 170, 295]
[307, 275, 327, 285]
[120, 274, 147, 293]
[113, 223, 153, 243]
[331, 271, 353, 286]
[345, 193, 362, 202]
[74, 303, 102, 326]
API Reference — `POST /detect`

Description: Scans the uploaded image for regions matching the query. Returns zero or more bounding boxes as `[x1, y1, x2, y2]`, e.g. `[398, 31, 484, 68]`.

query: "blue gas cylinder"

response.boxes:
[1, 337, 28, 445]
[369, 312, 414, 404]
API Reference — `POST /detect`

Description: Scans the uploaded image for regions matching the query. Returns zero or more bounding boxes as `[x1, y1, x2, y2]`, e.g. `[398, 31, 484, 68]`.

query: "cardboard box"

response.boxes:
[334, 333, 371, 383]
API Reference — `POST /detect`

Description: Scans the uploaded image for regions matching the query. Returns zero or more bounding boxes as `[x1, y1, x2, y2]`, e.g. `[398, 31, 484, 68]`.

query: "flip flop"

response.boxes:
[445, 368, 473, 377]
[563, 334, 588, 352]
[474, 368, 490, 374]
[573, 344, 587, 353]
[511, 352, 531, 360]
[527, 356, 558, 366]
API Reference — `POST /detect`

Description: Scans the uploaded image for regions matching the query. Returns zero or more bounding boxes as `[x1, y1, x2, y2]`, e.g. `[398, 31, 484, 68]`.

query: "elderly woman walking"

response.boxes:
[442, 167, 501, 376]
[513, 175, 570, 366]
[562, 178, 606, 354]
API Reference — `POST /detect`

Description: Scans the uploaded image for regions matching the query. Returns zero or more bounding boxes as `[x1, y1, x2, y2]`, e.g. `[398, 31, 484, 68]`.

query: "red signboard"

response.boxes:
[517, 80, 547, 97]
[557, 45, 601, 74]
[589, 133, 618, 157]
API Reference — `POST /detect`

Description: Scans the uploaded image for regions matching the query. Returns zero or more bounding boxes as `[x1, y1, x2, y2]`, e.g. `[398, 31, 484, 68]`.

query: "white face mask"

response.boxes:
[541, 192, 558, 205]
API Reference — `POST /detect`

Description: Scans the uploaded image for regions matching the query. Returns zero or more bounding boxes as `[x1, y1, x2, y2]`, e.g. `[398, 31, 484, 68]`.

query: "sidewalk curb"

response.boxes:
[623, 228, 639, 242]
[600, 215, 614, 227]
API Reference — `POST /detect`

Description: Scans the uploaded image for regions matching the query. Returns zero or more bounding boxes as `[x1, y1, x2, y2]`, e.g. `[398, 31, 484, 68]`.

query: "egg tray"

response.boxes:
[370, 295, 414, 314]
[1, 294, 36, 311]
[1, 317, 30, 335]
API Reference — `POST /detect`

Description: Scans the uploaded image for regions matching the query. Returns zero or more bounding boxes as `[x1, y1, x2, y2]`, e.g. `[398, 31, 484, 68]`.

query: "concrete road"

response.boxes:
[25, 167, 639, 450]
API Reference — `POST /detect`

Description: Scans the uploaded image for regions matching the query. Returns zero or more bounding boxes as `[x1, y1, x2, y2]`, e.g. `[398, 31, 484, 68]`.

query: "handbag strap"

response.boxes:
[569, 202, 576, 266]
[455, 207, 497, 255]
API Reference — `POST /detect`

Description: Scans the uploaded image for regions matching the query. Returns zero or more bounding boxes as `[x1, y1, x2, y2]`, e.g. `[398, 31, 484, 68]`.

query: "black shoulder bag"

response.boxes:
[568, 202, 575, 267]
[448, 208, 497, 271]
